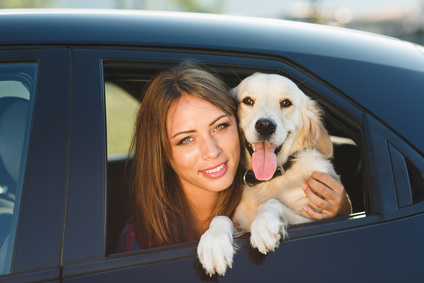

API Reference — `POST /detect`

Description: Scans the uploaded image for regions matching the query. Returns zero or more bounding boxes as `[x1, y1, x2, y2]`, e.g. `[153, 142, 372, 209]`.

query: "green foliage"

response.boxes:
[169, 0, 223, 13]
[105, 82, 138, 157]
[0, 0, 56, 8]
[114, 0, 223, 14]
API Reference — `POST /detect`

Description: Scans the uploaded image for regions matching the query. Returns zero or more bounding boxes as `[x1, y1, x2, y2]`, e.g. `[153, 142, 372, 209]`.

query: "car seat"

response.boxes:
[107, 157, 132, 254]
[332, 142, 364, 212]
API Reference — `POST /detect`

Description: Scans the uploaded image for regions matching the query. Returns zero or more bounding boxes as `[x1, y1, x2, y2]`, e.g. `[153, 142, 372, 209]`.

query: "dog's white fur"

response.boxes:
[197, 73, 339, 276]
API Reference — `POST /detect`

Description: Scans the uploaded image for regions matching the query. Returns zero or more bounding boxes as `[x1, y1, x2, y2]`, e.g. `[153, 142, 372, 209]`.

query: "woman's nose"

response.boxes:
[201, 135, 222, 159]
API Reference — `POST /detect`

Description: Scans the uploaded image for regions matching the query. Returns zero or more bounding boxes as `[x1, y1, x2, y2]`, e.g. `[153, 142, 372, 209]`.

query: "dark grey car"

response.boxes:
[1, 10, 424, 282]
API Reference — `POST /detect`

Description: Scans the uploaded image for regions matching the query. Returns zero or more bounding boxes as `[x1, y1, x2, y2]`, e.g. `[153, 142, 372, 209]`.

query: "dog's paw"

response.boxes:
[250, 200, 288, 254]
[197, 216, 235, 277]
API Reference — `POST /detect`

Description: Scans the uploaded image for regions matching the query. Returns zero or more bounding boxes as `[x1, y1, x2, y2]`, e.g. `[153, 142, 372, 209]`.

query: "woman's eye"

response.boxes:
[178, 136, 193, 145]
[214, 123, 229, 132]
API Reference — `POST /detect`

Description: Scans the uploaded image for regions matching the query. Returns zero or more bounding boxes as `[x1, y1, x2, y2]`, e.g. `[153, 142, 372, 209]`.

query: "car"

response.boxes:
[0, 9, 424, 282]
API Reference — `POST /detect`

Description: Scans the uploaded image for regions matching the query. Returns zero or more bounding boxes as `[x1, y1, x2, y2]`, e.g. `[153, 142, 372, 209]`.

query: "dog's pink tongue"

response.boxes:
[252, 142, 277, 181]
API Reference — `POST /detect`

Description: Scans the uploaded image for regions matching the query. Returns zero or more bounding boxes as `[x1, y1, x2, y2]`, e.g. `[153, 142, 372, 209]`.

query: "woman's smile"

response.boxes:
[200, 161, 228, 178]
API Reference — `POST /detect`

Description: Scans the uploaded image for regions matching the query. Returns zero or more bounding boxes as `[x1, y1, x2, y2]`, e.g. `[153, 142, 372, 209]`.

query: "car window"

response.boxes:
[388, 142, 424, 208]
[0, 63, 37, 275]
[105, 82, 138, 158]
[103, 60, 367, 256]
[407, 158, 424, 205]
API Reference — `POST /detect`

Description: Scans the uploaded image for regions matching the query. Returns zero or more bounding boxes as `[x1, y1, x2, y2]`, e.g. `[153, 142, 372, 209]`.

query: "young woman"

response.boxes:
[117, 60, 351, 252]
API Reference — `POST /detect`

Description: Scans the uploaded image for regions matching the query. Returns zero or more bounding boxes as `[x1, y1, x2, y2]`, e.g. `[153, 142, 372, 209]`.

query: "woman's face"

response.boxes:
[167, 95, 240, 196]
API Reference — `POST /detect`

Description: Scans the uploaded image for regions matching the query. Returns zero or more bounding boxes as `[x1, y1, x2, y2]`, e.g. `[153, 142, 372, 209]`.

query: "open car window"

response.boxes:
[104, 59, 367, 256]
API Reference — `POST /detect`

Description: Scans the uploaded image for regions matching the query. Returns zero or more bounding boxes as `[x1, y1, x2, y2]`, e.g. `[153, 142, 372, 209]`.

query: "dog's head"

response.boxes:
[231, 73, 333, 180]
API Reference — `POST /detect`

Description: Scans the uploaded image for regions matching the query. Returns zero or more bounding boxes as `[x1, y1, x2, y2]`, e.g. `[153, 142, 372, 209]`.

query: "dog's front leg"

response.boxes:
[249, 199, 291, 254]
[197, 216, 236, 276]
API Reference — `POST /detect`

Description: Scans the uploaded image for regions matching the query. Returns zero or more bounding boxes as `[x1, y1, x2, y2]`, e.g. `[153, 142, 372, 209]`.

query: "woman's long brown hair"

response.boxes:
[129, 60, 243, 248]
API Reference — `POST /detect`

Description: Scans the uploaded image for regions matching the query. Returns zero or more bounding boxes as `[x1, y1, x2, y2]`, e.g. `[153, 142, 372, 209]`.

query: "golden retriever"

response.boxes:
[197, 73, 339, 276]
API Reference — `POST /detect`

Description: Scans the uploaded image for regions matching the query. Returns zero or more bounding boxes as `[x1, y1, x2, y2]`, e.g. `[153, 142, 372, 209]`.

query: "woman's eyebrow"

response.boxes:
[209, 114, 229, 126]
[171, 129, 195, 139]
[171, 114, 229, 139]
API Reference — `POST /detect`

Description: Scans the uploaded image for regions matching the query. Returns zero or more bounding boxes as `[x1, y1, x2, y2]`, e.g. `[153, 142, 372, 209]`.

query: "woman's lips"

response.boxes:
[200, 161, 228, 178]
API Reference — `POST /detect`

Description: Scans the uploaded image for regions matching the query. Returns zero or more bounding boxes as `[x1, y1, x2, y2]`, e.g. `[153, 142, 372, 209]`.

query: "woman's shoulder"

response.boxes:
[117, 223, 141, 253]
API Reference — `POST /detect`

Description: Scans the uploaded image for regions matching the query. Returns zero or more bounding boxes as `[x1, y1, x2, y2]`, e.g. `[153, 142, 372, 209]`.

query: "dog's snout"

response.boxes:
[255, 118, 276, 137]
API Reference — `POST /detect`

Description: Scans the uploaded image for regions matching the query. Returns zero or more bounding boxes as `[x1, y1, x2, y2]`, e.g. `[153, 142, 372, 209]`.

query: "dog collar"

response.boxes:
[243, 153, 298, 187]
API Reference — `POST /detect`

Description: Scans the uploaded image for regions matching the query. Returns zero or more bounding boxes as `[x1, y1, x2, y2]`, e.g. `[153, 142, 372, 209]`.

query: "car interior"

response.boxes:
[104, 62, 365, 255]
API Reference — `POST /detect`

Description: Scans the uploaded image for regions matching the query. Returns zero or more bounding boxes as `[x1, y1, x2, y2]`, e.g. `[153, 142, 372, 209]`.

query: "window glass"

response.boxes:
[0, 63, 37, 275]
[406, 158, 424, 205]
[105, 82, 138, 158]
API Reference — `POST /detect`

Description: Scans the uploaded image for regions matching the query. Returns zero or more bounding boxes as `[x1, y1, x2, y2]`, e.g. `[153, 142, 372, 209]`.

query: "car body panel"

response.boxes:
[63, 49, 107, 265]
[62, 214, 424, 282]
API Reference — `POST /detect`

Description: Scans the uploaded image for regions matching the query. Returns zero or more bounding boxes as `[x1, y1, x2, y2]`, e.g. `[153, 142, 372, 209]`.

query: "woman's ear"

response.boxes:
[299, 97, 333, 158]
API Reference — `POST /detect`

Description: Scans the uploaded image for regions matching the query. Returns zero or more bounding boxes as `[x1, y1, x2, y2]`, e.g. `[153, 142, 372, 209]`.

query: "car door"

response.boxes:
[0, 49, 70, 282]
[62, 48, 424, 282]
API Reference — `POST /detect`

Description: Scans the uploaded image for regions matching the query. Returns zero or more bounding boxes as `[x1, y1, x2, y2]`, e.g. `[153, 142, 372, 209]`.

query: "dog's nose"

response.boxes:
[255, 118, 276, 137]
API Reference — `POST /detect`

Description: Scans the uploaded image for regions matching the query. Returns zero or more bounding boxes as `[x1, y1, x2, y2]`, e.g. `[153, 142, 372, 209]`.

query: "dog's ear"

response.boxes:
[299, 97, 333, 158]
[229, 86, 238, 99]
[230, 72, 263, 99]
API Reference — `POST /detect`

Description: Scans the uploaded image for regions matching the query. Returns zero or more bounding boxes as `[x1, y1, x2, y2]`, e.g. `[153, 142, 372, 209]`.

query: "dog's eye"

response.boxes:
[280, 99, 292, 108]
[242, 97, 254, 106]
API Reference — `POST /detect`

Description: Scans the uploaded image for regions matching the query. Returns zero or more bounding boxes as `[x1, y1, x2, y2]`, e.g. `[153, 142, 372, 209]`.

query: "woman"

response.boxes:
[117, 60, 351, 252]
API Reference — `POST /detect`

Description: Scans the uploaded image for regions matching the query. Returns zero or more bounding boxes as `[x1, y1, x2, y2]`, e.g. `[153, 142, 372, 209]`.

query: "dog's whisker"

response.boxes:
[229, 67, 242, 84]
[296, 77, 310, 87]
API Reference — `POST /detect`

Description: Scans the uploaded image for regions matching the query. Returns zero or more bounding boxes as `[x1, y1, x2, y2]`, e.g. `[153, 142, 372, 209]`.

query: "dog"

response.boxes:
[197, 73, 340, 276]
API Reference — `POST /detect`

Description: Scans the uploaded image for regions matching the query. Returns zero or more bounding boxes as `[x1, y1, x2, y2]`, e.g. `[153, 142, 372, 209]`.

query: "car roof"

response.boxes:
[0, 10, 410, 49]
[0, 9, 416, 58]
[1, 9, 424, 154]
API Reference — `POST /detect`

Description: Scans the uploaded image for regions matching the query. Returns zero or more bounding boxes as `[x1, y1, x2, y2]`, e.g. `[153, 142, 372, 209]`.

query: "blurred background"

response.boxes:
[2, 0, 424, 44]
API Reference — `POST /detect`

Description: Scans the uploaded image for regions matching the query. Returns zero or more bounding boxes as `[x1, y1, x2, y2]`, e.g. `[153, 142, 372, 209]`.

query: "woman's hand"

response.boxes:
[302, 171, 352, 220]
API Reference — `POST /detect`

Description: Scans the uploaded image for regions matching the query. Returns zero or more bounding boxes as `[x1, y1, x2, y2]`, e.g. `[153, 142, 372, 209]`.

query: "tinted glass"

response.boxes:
[0, 63, 37, 275]
[406, 158, 424, 205]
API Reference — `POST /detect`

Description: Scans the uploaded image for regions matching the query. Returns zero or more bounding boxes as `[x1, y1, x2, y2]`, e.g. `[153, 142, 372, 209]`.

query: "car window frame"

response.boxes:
[62, 47, 387, 280]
